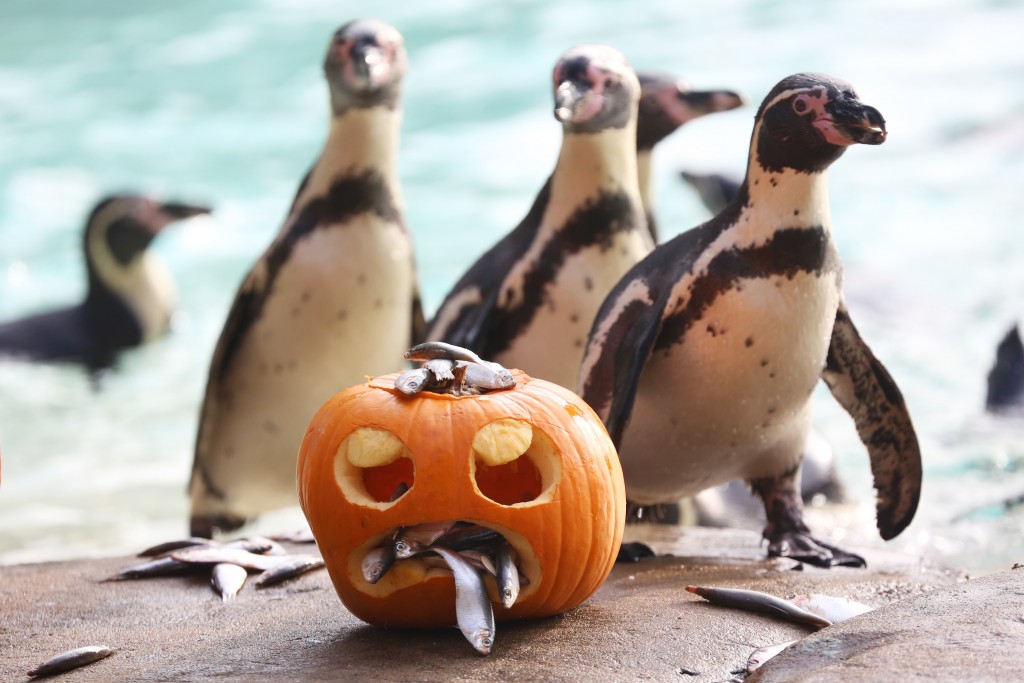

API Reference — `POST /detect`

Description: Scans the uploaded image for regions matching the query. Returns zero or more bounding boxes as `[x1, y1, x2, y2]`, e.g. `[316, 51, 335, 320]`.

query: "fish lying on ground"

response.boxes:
[211, 563, 248, 601]
[27, 645, 114, 678]
[686, 584, 875, 673]
[107, 535, 326, 599]
[254, 556, 325, 588]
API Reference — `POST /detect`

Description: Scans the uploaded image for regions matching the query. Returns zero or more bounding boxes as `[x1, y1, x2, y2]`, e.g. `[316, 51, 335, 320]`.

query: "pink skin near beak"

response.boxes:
[799, 90, 885, 146]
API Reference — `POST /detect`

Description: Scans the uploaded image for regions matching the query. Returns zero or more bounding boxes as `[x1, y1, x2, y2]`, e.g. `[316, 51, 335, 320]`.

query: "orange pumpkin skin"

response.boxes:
[297, 370, 625, 628]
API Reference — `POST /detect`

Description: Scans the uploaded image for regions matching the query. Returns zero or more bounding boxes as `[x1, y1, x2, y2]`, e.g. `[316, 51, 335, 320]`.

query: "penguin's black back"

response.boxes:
[986, 323, 1024, 411]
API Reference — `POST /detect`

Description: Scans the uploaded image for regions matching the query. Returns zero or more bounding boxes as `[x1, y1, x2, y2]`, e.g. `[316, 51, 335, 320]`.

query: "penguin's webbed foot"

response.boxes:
[752, 468, 866, 569]
[765, 531, 866, 568]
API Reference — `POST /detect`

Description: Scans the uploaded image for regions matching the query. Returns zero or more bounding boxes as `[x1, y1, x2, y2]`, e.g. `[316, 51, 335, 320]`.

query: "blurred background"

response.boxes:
[1, 0, 1022, 572]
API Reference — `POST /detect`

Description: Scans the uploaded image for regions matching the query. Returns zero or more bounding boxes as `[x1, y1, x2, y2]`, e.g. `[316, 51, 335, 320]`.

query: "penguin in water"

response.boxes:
[427, 44, 652, 391]
[0, 194, 209, 374]
[985, 323, 1024, 413]
[635, 73, 744, 242]
[579, 73, 922, 567]
[189, 19, 425, 537]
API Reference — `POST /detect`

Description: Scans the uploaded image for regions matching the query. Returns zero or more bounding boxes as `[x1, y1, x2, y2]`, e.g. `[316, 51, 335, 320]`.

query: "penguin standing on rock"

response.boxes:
[189, 19, 425, 537]
[635, 73, 744, 242]
[0, 194, 210, 373]
[579, 73, 922, 567]
[427, 44, 651, 391]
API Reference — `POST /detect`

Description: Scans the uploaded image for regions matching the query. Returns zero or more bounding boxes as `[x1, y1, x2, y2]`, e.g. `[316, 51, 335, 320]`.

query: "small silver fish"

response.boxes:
[789, 594, 874, 623]
[495, 544, 520, 608]
[170, 547, 284, 572]
[685, 585, 833, 629]
[105, 557, 196, 581]
[747, 640, 798, 673]
[395, 368, 431, 396]
[394, 535, 424, 560]
[361, 546, 396, 584]
[459, 550, 497, 576]
[431, 546, 496, 655]
[27, 645, 114, 678]
[137, 537, 215, 557]
[255, 555, 324, 588]
[211, 562, 248, 601]
[223, 536, 286, 556]
[405, 341, 485, 365]
[460, 361, 515, 391]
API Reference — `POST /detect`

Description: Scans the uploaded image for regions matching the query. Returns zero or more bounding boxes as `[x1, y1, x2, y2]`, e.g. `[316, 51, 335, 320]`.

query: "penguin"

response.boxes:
[579, 73, 922, 567]
[0, 194, 210, 373]
[678, 169, 743, 216]
[985, 323, 1024, 412]
[189, 19, 425, 537]
[635, 73, 744, 241]
[426, 44, 651, 392]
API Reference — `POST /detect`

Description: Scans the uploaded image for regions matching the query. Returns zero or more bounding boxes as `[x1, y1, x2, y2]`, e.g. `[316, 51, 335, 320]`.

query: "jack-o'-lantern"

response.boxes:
[296, 362, 625, 630]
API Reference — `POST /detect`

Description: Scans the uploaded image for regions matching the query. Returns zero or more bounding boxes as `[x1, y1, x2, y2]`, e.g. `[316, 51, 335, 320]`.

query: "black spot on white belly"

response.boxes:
[658, 226, 838, 354]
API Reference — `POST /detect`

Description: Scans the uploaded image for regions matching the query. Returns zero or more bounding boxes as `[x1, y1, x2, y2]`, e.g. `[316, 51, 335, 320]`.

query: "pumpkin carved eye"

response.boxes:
[471, 419, 562, 506]
[335, 427, 414, 505]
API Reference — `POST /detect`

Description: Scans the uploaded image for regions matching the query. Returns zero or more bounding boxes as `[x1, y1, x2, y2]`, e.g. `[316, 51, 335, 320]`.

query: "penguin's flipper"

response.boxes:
[580, 282, 666, 447]
[821, 302, 922, 540]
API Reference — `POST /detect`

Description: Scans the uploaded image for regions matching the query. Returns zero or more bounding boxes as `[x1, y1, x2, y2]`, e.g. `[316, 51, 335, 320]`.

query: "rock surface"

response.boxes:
[0, 526, 1005, 682]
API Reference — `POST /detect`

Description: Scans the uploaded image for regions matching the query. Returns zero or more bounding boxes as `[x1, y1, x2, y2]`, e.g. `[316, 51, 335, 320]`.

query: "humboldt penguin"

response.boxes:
[635, 73, 744, 242]
[579, 73, 922, 567]
[0, 194, 210, 373]
[427, 44, 651, 391]
[189, 19, 425, 537]
[986, 323, 1024, 412]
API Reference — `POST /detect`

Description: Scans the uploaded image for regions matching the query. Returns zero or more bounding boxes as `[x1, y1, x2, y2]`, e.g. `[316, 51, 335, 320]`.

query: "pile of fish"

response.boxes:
[395, 342, 515, 397]
[362, 520, 528, 655]
[105, 533, 323, 601]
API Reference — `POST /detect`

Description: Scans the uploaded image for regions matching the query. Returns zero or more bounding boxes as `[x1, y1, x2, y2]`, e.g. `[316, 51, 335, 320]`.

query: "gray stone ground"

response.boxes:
[1, 526, 1016, 682]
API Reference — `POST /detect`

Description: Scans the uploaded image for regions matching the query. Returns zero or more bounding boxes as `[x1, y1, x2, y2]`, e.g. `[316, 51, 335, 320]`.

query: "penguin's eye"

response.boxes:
[792, 96, 810, 115]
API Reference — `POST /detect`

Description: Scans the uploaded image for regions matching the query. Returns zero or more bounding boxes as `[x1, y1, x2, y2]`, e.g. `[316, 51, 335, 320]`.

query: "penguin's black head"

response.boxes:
[753, 72, 886, 174]
[551, 44, 640, 134]
[84, 195, 211, 267]
[324, 19, 407, 114]
[636, 72, 746, 150]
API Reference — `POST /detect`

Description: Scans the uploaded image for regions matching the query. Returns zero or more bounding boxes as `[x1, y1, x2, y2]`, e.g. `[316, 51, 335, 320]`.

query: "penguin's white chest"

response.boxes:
[496, 229, 650, 389]
[203, 216, 414, 508]
[619, 270, 840, 504]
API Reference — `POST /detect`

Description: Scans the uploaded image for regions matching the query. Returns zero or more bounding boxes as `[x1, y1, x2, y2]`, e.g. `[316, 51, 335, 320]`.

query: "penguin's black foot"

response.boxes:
[616, 541, 657, 563]
[766, 532, 866, 568]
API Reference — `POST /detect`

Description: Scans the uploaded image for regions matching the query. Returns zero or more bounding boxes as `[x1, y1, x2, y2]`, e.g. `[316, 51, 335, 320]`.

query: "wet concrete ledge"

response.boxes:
[1, 527, 1015, 682]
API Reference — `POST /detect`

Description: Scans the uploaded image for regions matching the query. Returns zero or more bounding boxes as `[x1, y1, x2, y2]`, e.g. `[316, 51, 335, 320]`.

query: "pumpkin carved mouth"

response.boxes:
[353, 520, 533, 606]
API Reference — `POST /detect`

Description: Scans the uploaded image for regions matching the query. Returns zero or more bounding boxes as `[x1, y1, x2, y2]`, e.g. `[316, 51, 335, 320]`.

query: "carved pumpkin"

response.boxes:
[296, 369, 625, 628]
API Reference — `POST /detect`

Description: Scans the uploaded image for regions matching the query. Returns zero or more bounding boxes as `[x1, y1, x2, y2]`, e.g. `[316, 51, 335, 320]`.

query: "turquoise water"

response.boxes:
[1, 0, 1023, 572]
